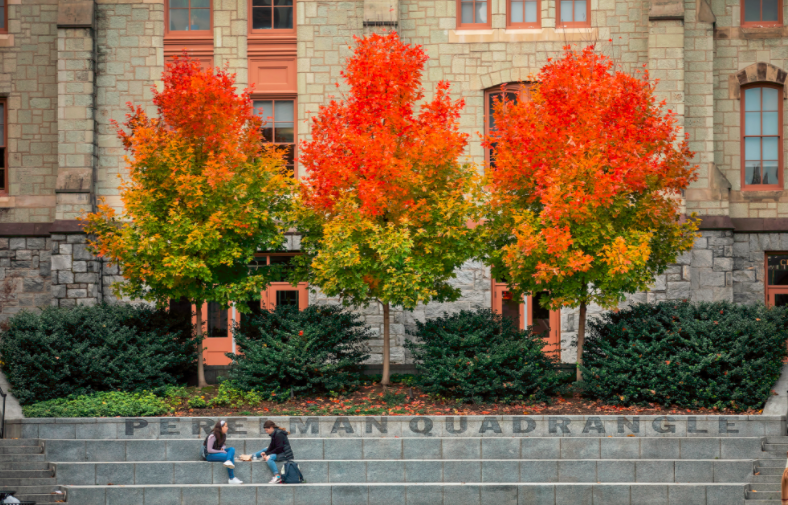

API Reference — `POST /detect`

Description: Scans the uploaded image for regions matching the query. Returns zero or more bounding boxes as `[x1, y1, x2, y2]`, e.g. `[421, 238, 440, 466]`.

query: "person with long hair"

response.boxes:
[204, 420, 243, 484]
[252, 420, 294, 483]
[782, 450, 788, 503]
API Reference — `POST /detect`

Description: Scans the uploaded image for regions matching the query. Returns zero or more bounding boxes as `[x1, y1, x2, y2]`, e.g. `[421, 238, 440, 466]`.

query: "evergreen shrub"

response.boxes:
[582, 301, 788, 411]
[23, 391, 171, 418]
[405, 309, 565, 404]
[0, 303, 196, 405]
[228, 304, 371, 398]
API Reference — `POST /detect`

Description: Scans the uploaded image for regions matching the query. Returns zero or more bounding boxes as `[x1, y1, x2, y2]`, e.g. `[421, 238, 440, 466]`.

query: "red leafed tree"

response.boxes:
[482, 46, 698, 381]
[295, 32, 479, 385]
[83, 56, 293, 387]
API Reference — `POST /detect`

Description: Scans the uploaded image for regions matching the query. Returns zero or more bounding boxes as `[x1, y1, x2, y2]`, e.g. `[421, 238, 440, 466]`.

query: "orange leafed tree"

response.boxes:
[482, 46, 699, 381]
[83, 57, 293, 386]
[295, 32, 479, 385]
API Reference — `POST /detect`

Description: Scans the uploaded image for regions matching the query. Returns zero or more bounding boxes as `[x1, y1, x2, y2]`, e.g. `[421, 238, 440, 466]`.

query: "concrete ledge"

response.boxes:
[51, 459, 757, 485]
[40, 437, 766, 462]
[10, 415, 785, 440]
[63, 482, 749, 505]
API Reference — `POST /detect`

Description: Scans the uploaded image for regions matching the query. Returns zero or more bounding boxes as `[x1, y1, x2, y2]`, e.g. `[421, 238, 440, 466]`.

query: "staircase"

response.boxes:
[3, 415, 786, 504]
[0, 438, 61, 503]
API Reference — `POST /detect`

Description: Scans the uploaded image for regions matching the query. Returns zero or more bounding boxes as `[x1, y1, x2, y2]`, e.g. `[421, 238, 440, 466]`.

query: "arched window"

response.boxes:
[456, 0, 491, 29]
[742, 0, 782, 26]
[742, 85, 783, 189]
[485, 83, 531, 168]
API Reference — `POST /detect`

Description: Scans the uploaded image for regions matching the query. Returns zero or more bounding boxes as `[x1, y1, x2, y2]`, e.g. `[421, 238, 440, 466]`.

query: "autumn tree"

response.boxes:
[296, 32, 479, 386]
[481, 46, 698, 382]
[83, 57, 293, 387]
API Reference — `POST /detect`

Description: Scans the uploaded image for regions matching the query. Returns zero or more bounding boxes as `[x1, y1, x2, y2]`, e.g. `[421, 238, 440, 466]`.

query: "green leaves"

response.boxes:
[405, 309, 567, 404]
[23, 391, 171, 418]
[227, 304, 371, 398]
[581, 301, 788, 411]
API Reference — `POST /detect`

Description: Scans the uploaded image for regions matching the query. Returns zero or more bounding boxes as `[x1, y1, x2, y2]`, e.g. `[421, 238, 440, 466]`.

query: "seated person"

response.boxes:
[204, 420, 243, 484]
[253, 420, 294, 483]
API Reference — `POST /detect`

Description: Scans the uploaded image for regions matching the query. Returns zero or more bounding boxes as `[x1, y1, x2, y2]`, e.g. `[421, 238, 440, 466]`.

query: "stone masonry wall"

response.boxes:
[0, 237, 51, 322]
[0, 0, 58, 223]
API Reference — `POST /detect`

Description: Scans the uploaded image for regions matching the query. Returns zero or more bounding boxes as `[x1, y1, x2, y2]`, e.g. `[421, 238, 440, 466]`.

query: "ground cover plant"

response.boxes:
[0, 303, 196, 405]
[23, 391, 171, 418]
[581, 301, 788, 411]
[405, 308, 566, 404]
[227, 304, 371, 398]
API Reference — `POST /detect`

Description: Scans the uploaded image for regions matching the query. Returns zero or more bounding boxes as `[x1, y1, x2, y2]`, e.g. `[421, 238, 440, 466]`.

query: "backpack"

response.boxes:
[281, 461, 305, 484]
[200, 435, 209, 461]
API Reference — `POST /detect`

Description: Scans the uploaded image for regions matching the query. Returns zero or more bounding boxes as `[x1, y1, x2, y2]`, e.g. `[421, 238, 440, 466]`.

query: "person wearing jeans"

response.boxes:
[204, 420, 243, 485]
[253, 420, 294, 483]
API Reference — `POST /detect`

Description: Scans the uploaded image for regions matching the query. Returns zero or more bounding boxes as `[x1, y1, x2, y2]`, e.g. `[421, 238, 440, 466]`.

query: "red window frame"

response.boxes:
[507, 0, 540, 28]
[164, 0, 213, 37]
[248, 0, 296, 37]
[456, 0, 492, 29]
[253, 97, 297, 177]
[741, 83, 783, 191]
[742, 0, 783, 27]
[0, 98, 7, 193]
[556, 0, 590, 28]
[0, 0, 7, 34]
[485, 83, 531, 169]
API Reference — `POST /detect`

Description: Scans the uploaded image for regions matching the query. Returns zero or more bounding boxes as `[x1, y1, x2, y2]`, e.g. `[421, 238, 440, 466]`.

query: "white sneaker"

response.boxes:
[223, 460, 235, 469]
[252, 456, 261, 462]
[269, 475, 281, 484]
[228, 477, 243, 485]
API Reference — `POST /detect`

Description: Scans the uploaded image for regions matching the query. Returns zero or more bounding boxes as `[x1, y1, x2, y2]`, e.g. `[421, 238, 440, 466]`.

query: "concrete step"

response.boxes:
[748, 490, 780, 500]
[3, 484, 61, 494]
[1, 469, 54, 478]
[751, 475, 782, 483]
[0, 446, 43, 455]
[15, 493, 64, 503]
[52, 459, 757, 485]
[0, 454, 46, 462]
[0, 439, 41, 446]
[62, 482, 750, 505]
[0, 477, 58, 486]
[12, 415, 783, 440]
[41, 436, 766, 462]
[0, 461, 51, 470]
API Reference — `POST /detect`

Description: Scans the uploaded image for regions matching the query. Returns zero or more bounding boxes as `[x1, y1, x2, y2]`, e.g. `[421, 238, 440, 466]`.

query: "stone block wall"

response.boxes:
[0, 237, 51, 322]
[50, 233, 103, 307]
[0, 0, 58, 223]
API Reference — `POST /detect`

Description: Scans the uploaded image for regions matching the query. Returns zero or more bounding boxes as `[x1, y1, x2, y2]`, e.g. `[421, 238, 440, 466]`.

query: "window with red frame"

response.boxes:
[251, 0, 293, 30]
[254, 99, 295, 176]
[743, 0, 781, 25]
[0, 0, 6, 32]
[742, 85, 782, 188]
[486, 84, 531, 169]
[168, 0, 210, 31]
[508, 0, 539, 27]
[0, 98, 6, 192]
[457, 0, 490, 27]
[557, 0, 588, 26]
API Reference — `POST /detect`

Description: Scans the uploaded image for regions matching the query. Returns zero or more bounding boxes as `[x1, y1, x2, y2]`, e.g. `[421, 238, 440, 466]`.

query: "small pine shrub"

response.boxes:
[0, 303, 196, 405]
[228, 304, 371, 398]
[581, 301, 788, 411]
[207, 382, 267, 408]
[22, 391, 171, 418]
[405, 309, 565, 404]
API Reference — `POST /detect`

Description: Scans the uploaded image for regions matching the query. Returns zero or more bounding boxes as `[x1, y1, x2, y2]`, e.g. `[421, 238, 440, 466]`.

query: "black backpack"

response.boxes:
[281, 461, 305, 484]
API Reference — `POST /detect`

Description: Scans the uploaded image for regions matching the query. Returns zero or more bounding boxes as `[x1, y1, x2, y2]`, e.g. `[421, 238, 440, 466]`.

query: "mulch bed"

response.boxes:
[171, 383, 760, 417]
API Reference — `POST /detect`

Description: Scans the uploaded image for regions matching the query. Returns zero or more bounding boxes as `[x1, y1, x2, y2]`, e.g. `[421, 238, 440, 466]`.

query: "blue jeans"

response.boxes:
[206, 447, 235, 479]
[253, 448, 279, 475]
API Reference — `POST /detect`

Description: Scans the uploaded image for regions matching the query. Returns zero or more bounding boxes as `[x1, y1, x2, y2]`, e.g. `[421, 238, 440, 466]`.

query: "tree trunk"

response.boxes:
[195, 304, 208, 388]
[381, 302, 391, 386]
[576, 302, 587, 383]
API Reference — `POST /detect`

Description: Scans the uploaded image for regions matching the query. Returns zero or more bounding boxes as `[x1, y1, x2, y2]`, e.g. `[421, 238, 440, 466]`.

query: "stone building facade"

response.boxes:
[2, 0, 788, 364]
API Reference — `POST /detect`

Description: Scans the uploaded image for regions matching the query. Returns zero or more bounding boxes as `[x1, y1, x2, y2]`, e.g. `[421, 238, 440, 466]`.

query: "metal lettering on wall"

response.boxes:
[118, 416, 745, 437]
[57, 0, 95, 29]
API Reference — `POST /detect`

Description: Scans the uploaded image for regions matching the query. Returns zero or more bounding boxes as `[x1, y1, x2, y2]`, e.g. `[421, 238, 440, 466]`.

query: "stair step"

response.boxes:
[751, 475, 782, 483]
[0, 470, 54, 478]
[748, 491, 781, 500]
[0, 477, 58, 486]
[15, 493, 64, 503]
[0, 462, 51, 471]
[3, 485, 61, 493]
[0, 440, 41, 447]
[0, 446, 43, 455]
[0, 455, 47, 462]
[749, 484, 780, 491]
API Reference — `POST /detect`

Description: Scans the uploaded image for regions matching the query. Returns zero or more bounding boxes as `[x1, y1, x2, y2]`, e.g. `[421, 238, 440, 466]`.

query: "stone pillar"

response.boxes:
[55, 0, 96, 221]
[51, 0, 101, 307]
[213, 0, 247, 89]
